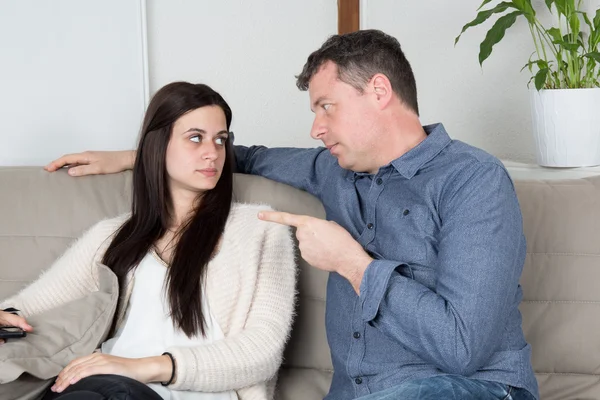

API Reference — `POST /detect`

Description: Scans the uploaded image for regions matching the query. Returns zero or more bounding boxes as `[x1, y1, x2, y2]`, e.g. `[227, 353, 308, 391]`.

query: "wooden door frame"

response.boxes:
[338, 0, 360, 34]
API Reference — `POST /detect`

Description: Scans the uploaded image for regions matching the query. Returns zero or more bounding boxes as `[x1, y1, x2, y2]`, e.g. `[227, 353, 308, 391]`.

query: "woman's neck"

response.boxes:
[154, 188, 199, 264]
[170, 188, 200, 229]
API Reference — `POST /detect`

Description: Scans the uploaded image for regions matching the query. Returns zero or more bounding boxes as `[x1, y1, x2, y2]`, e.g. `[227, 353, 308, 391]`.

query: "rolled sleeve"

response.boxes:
[360, 259, 405, 322]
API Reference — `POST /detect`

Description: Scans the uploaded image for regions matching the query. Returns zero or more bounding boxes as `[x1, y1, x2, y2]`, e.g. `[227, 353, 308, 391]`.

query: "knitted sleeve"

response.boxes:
[167, 220, 297, 392]
[0, 217, 125, 317]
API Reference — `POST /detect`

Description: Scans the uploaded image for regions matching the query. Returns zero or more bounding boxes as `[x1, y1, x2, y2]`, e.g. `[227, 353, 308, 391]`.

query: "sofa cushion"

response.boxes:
[515, 176, 600, 400]
[0, 167, 131, 300]
[0, 264, 119, 399]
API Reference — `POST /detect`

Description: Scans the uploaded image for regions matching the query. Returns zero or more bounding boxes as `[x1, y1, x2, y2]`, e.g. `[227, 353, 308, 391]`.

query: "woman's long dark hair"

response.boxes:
[102, 82, 234, 337]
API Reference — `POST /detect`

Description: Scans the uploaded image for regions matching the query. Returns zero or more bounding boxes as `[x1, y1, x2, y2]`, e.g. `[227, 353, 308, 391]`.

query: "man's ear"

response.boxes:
[370, 74, 393, 108]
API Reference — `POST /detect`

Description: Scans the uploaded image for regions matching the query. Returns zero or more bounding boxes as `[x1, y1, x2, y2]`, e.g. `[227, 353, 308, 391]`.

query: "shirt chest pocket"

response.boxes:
[374, 203, 435, 265]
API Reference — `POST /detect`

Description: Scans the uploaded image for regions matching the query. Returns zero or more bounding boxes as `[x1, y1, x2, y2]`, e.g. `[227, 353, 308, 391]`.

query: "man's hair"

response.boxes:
[296, 29, 419, 115]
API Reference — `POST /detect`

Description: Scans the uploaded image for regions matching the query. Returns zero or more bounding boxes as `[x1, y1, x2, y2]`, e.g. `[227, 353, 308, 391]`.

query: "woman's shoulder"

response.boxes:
[226, 203, 279, 232]
[229, 202, 274, 214]
[83, 213, 131, 242]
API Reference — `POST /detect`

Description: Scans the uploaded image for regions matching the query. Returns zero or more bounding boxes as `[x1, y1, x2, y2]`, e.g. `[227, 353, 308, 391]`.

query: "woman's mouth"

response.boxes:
[197, 168, 218, 177]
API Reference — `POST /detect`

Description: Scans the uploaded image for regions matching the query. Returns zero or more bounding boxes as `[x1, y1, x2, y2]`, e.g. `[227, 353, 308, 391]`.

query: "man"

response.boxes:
[46, 30, 538, 400]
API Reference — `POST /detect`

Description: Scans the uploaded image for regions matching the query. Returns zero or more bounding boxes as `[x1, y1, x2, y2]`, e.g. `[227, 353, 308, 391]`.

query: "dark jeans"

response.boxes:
[42, 374, 163, 400]
[355, 375, 537, 400]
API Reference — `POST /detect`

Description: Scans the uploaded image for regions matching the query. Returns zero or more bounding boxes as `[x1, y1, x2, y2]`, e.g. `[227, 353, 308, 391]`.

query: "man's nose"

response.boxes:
[310, 115, 327, 140]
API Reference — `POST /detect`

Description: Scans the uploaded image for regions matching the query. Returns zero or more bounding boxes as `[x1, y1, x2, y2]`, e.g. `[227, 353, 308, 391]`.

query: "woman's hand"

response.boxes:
[51, 353, 173, 393]
[0, 310, 33, 345]
[44, 150, 136, 176]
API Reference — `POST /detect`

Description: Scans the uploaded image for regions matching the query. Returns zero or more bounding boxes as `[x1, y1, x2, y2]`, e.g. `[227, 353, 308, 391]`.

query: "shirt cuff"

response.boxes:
[360, 259, 404, 322]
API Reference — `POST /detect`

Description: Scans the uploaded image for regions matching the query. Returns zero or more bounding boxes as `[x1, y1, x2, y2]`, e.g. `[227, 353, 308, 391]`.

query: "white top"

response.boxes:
[102, 251, 237, 400]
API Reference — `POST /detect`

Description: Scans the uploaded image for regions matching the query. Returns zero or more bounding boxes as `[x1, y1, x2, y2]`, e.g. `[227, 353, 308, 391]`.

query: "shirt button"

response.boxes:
[355, 377, 363, 385]
[353, 331, 361, 339]
[376, 178, 383, 185]
[367, 223, 374, 230]
[403, 209, 410, 216]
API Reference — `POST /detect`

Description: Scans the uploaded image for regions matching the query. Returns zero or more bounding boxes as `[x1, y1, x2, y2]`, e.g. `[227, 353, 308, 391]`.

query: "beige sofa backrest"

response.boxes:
[0, 167, 333, 400]
[515, 178, 600, 400]
[1, 167, 599, 400]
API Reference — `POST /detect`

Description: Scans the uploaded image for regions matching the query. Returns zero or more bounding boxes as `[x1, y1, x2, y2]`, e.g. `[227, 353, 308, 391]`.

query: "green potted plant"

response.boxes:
[456, 0, 600, 167]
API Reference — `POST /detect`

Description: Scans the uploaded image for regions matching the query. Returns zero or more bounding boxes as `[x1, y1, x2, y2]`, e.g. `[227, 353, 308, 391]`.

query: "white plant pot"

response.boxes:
[529, 88, 600, 167]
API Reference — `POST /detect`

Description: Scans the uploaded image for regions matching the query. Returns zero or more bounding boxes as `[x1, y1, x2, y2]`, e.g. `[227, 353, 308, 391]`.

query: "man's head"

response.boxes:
[296, 29, 418, 115]
[298, 30, 422, 174]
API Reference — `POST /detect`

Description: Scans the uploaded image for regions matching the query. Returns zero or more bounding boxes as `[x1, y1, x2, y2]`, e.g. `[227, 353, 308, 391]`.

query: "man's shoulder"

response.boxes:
[423, 140, 513, 201]
[446, 140, 503, 166]
[437, 140, 507, 178]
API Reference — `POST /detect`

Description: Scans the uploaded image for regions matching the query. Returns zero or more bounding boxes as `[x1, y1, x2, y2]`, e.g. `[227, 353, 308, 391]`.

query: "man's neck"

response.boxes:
[375, 109, 427, 167]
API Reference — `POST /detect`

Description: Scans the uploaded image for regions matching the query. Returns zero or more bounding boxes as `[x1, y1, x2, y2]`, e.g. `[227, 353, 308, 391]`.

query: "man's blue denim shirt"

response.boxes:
[235, 123, 539, 400]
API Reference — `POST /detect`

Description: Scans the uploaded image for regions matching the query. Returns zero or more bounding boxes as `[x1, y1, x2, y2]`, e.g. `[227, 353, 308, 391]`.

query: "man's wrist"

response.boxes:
[340, 255, 372, 295]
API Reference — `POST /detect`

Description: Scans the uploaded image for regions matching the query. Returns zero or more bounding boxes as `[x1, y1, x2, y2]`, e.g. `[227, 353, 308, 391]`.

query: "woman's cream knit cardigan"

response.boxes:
[3, 203, 297, 400]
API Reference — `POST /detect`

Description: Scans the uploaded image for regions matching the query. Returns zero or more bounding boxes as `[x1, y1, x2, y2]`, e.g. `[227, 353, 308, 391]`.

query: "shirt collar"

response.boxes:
[389, 123, 451, 179]
[344, 123, 452, 181]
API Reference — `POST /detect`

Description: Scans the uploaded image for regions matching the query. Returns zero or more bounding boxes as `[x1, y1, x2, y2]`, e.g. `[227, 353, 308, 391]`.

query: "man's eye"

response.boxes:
[190, 135, 201, 143]
[323, 104, 331, 111]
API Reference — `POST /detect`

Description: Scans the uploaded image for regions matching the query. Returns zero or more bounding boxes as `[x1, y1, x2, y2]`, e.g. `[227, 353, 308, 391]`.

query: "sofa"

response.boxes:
[0, 166, 599, 400]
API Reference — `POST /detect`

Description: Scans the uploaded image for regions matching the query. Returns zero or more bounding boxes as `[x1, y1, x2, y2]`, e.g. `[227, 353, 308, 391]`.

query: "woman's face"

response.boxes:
[165, 105, 229, 195]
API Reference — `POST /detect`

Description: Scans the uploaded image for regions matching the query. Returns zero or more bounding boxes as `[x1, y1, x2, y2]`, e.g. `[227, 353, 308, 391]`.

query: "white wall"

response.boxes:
[4, 1, 599, 163]
[0, 1, 148, 165]
[362, 0, 600, 162]
[146, 0, 337, 148]
[0, 1, 336, 166]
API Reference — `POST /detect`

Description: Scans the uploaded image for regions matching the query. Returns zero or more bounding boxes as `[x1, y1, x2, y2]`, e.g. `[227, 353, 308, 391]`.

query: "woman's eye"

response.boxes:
[190, 135, 201, 143]
[215, 137, 226, 146]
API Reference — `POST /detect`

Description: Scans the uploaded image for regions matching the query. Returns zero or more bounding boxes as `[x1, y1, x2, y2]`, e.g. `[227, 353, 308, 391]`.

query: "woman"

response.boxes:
[0, 82, 296, 400]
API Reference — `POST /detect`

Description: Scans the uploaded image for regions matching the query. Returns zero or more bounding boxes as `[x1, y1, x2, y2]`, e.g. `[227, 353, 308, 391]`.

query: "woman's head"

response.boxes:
[103, 82, 235, 337]
[166, 105, 230, 194]
[134, 82, 234, 224]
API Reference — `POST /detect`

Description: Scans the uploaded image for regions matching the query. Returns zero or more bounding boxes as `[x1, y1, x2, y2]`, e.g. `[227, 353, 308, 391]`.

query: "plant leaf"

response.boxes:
[547, 27, 562, 43]
[580, 11, 592, 30]
[544, 0, 554, 12]
[479, 11, 523, 65]
[561, 32, 585, 46]
[477, 0, 495, 11]
[513, 0, 536, 23]
[557, 41, 581, 51]
[585, 51, 600, 62]
[535, 68, 549, 90]
[455, 2, 515, 45]
[521, 58, 549, 72]
[554, 0, 566, 17]
[569, 13, 580, 39]
[590, 10, 600, 50]
[592, 10, 600, 50]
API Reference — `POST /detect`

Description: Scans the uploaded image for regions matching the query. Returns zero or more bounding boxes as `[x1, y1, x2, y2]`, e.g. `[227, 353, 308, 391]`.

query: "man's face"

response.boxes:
[308, 61, 381, 174]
